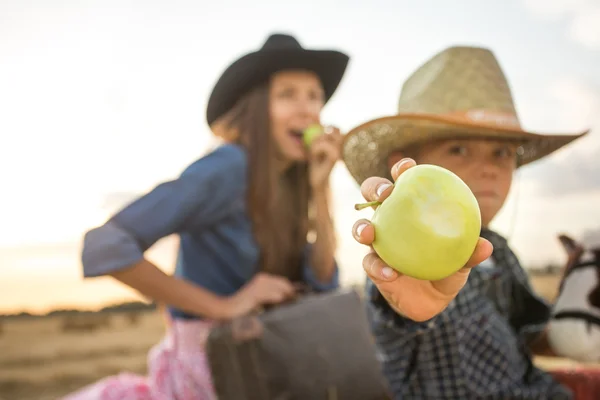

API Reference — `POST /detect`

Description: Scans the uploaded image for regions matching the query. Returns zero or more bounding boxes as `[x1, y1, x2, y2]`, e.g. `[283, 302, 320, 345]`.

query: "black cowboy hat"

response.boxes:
[206, 33, 350, 126]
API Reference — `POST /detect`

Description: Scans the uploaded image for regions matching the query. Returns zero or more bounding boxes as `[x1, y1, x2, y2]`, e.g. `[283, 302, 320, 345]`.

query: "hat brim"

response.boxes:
[342, 113, 589, 185]
[206, 48, 349, 126]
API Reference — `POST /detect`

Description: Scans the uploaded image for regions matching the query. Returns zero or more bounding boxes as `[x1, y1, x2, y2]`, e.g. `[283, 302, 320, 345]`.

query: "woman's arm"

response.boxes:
[109, 259, 235, 320]
[82, 144, 247, 318]
[308, 186, 337, 283]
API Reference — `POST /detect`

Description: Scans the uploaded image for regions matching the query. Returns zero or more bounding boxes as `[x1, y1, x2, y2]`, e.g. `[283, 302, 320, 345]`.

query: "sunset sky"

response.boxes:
[1, 0, 599, 314]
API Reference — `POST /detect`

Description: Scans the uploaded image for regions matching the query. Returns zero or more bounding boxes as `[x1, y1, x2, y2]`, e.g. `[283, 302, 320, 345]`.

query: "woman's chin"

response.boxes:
[281, 147, 308, 163]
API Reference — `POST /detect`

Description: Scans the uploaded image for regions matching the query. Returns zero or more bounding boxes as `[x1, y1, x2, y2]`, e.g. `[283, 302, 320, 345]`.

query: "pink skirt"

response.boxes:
[61, 319, 216, 400]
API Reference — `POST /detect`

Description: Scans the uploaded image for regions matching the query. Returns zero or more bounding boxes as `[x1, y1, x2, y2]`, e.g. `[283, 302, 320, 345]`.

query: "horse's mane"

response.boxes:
[557, 234, 600, 309]
[588, 250, 600, 309]
[557, 234, 584, 294]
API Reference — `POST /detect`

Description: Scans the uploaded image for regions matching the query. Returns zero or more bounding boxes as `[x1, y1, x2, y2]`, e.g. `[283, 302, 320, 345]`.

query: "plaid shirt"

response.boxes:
[366, 229, 574, 399]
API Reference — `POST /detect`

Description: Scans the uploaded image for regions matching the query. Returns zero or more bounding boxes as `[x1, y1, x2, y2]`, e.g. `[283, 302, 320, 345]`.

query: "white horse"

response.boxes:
[547, 232, 600, 362]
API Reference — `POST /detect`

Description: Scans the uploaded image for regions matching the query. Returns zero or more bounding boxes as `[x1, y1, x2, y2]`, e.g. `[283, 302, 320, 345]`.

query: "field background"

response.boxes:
[0, 273, 597, 400]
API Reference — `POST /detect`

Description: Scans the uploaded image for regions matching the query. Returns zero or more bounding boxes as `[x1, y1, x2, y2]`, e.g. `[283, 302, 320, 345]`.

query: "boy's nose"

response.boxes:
[475, 158, 500, 178]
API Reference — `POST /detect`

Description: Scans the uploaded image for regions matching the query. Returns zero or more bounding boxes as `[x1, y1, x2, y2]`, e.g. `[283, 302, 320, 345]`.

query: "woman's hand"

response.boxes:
[352, 158, 493, 322]
[223, 273, 297, 318]
[308, 126, 343, 191]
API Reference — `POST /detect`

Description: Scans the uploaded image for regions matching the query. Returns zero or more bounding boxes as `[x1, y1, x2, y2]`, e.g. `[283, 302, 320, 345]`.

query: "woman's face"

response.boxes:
[269, 70, 325, 162]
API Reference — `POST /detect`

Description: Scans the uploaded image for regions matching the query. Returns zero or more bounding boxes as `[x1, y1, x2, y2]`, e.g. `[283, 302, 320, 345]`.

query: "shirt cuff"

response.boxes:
[81, 221, 144, 277]
[302, 261, 340, 292]
[366, 278, 440, 335]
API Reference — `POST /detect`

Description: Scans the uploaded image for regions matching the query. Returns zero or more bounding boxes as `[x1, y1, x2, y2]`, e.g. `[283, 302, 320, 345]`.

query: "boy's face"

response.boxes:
[388, 138, 518, 227]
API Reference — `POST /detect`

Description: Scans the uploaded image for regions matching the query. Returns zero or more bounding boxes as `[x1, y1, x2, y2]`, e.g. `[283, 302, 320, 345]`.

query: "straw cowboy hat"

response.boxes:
[206, 33, 349, 126]
[342, 46, 589, 185]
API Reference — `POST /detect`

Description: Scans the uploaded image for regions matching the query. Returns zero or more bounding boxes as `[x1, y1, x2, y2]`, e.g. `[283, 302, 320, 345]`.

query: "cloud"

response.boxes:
[524, 144, 600, 196]
[523, 0, 600, 49]
[523, 0, 592, 18]
[548, 78, 600, 131]
[101, 191, 141, 213]
[521, 77, 600, 196]
[581, 227, 600, 249]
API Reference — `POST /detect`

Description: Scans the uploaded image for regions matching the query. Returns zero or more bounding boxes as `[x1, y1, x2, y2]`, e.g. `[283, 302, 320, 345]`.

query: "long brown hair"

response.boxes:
[211, 84, 312, 281]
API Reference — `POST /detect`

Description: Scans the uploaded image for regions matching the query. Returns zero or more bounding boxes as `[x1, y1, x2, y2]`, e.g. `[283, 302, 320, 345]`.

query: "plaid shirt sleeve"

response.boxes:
[364, 231, 574, 399]
[365, 278, 442, 334]
[508, 262, 553, 342]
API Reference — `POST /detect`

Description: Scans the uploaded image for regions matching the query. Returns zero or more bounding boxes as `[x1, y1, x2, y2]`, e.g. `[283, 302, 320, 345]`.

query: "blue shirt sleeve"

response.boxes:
[81, 144, 247, 277]
[301, 244, 340, 292]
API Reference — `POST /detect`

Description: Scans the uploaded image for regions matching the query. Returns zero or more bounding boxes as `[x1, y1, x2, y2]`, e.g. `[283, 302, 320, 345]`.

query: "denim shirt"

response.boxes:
[366, 229, 572, 399]
[81, 143, 339, 320]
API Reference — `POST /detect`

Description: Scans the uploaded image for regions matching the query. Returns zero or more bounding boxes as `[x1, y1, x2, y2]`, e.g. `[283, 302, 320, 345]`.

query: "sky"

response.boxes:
[1, 0, 599, 314]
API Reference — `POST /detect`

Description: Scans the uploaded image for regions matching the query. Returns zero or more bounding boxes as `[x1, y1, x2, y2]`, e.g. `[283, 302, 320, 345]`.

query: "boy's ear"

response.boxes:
[387, 151, 405, 172]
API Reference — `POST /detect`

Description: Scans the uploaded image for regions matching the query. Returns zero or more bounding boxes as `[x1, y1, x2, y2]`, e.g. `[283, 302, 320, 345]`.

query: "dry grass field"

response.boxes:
[0, 274, 596, 400]
[0, 310, 166, 400]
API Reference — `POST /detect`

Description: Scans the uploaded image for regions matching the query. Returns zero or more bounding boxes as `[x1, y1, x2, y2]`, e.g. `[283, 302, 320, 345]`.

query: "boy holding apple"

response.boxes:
[343, 46, 591, 399]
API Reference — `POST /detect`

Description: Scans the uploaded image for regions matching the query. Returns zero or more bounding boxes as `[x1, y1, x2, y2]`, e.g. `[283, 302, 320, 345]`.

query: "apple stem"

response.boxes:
[354, 200, 381, 211]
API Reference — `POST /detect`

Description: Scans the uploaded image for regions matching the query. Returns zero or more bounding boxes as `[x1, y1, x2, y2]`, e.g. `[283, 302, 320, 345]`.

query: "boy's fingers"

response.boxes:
[352, 219, 375, 244]
[390, 158, 417, 181]
[462, 238, 494, 270]
[363, 251, 399, 282]
[360, 177, 394, 203]
[357, 159, 417, 207]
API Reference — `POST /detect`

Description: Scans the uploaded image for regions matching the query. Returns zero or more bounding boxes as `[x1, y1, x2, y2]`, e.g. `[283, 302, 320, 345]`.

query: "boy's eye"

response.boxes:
[495, 146, 514, 159]
[448, 145, 468, 156]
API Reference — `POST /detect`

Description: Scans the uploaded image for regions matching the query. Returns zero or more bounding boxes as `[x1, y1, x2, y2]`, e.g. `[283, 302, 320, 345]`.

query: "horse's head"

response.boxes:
[558, 234, 585, 273]
[557, 233, 600, 309]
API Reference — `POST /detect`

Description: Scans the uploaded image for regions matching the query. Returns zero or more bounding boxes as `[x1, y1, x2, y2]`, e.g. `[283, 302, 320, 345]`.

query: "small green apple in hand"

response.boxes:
[352, 158, 493, 322]
[355, 163, 481, 280]
[303, 124, 323, 147]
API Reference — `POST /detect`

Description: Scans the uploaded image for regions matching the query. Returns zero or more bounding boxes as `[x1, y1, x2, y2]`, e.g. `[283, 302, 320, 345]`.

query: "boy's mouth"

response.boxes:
[475, 190, 498, 198]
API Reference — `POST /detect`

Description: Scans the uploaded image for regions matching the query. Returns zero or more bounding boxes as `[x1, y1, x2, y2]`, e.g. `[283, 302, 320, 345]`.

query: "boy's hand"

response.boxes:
[352, 158, 493, 322]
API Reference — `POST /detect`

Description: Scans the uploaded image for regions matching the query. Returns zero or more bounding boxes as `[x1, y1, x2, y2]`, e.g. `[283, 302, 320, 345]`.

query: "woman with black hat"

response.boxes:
[63, 33, 349, 400]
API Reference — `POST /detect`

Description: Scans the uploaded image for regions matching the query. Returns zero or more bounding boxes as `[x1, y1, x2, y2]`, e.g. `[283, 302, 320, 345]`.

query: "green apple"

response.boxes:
[303, 124, 323, 147]
[356, 164, 481, 280]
